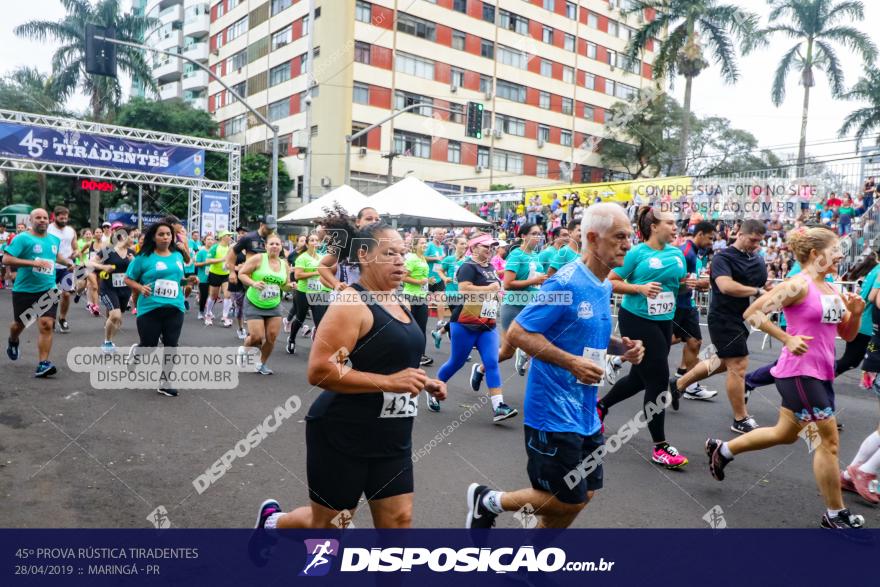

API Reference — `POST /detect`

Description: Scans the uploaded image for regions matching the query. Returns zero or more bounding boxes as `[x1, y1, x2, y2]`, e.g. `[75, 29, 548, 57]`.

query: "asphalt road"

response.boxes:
[0, 291, 878, 529]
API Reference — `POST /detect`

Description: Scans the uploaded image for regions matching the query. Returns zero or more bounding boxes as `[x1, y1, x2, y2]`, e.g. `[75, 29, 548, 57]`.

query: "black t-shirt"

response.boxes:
[226, 252, 248, 292]
[709, 246, 767, 318]
[232, 231, 266, 256]
[98, 247, 135, 291]
[450, 260, 501, 331]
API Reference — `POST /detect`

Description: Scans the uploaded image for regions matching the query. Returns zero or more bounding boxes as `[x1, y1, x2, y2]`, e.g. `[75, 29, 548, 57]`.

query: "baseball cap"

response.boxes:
[101, 221, 111, 227]
[217, 230, 234, 238]
[256, 215, 277, 229]
[110, 222, 126, 230]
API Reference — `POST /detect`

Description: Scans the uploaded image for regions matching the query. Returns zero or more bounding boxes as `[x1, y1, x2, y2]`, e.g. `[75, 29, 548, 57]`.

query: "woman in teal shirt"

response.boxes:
[598, 207, 692, 469]
[431, 235, 468, 348]
[402, 236, 432, 366]
[124, 220, 190, 398]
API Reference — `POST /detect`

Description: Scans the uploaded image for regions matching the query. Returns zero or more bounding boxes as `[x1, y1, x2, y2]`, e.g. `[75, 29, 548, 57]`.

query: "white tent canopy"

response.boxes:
[278, 184, 369, 225]
[369, 177, 490, 227]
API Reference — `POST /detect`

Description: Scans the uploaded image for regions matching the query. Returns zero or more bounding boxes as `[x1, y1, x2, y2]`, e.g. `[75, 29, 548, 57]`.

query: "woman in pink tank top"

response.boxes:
[706, 227, 868, 530]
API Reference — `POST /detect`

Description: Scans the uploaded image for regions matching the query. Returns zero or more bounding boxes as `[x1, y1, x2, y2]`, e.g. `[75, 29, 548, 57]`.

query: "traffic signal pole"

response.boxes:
[92, 34, 280, 221]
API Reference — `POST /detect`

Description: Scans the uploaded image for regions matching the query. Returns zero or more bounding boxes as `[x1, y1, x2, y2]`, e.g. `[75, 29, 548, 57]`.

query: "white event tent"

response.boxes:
[278, 185, 369, 225]
[369, 177, 490, 228]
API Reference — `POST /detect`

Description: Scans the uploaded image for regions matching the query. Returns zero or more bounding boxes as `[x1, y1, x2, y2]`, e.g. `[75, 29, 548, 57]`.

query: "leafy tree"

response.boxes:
[239, 153, 293, 225]
[489, 184, 515, 191]
[838, 70, 880, 150]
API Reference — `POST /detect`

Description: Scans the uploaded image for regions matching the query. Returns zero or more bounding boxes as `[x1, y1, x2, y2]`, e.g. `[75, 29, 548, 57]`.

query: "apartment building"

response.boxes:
[134, 0, 212, 109]
[207, 0, 660, 208]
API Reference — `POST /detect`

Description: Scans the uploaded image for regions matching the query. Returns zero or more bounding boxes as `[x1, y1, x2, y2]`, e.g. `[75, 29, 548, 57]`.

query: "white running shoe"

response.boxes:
[282, 317, 291, 333]
[682, 382, 718, 400]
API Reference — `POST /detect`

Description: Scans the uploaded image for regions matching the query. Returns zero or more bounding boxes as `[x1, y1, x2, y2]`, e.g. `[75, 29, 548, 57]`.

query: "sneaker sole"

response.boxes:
[35, 366, 57, 378]
[683, 392, 718, 401]
[465, 483, 480, 529]
[156, 389, 177, 397]
[652, 457, 688, 470]
[493, 409, 519, 423]
[730, 425, 756, 435]
[255, 498, 280, 529]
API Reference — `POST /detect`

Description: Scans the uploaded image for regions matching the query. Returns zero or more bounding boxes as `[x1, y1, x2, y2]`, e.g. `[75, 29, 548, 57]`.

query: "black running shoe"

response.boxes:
[57, 319, 70, 333]
[420, 355, 434, 366]
[821, 508, 865, 530]
[248, 499, 282, 567]
[35, 361, 57, 378]
[706, 438, 732, 481]
[286, 338, 295, 355]
[157, 388, 178, 397]
[7, 338, 19, 361]
[465, 483, 498, 529]
[254, 498, 282, 529]
[668, 376, 681, 411]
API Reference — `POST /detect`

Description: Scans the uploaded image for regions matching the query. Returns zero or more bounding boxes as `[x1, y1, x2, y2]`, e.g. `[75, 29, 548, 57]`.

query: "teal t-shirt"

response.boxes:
[126, 251, 186, 316]
[195, 248, 209, 282]
[6, 232, 60, 293]
[503, 247, 543, 305]
[616, 243, 687, 321]
[425, 241, 445, 281]
[860, 265, 880, 336]
[537, 245, 559, 272]
[550, 244, 579, 271]
[440, 254, 468, 293]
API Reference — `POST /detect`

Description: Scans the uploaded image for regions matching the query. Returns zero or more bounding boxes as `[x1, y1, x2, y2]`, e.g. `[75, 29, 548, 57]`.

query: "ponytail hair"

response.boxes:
[319, 207, 393, 267]
[636, 206, 658, 240]
[787, 226, 838, 265]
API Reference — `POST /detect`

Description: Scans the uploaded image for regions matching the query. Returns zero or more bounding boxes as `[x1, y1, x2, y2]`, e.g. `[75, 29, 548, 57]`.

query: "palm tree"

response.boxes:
[624, 1, 758, 176]
[838, 70, 880, 150]
[761, 0, 876, 175]
[15, 0, 157, 225]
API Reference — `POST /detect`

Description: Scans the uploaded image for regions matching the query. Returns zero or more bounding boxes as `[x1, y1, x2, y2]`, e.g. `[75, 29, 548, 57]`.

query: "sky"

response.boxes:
[1, 0, 877, 162]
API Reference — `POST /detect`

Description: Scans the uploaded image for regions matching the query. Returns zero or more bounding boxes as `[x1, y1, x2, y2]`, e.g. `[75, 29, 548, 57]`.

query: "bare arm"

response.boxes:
[507, 322, 604, 385]
[317, 253, 342, 290]
[716, 275, 759, 297]
[609, 271, 656, 296]
[2, 253, 47, 269]
[236, 254, 263, 288]
[503, 269, 545, 290]
[743, 277, 808, 347]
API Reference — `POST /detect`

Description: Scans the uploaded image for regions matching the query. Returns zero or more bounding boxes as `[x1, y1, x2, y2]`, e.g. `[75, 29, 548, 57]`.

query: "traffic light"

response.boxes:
[466, 102, 484, 139]
[85, 24, 118, 78]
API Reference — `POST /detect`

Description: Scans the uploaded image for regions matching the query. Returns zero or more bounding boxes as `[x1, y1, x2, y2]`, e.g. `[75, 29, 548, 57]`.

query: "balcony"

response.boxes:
[185, 96, 207, 111]
[182, 70, 209, 91]
[183, 8, 210, 37]
[182, 41, 209, 62]
[158, 3, 183, 24]
[155, 28, 183, 51]
[158, 81, 182, 101]
[153, 57, 182, 82]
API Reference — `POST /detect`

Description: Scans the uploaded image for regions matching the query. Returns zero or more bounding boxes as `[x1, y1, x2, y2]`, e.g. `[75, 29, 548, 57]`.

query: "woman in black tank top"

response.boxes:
[251, 221, 446, 531]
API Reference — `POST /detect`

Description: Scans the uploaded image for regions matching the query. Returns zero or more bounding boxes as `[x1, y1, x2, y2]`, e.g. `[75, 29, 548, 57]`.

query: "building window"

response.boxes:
[496, 79, 526, 103]
[498, 45, 527, 69]
[536, 158, 548, 178]
[540, 59, 552, 77]
[452, 30, 466, 50]
[583, 104, 595, 120]
[482, 109, 492, 129]
[224, 114, 246, 136]
[395, 52, 435, 79]
[543, 0, 555, 11]
[227, 17, 247, 41]
[608, 20, 619, 38]
[607, 49, 617, 68]
[227, 49, 247, 71]
[539, 91, 550, 109]
[301, 52, 309, 73]
[480, 39, 494, 59]
[587, 12, 598, 28]
[231, 80, 246, 97]
[269, 63, 290, 86]
[538, 125, 550, 142]
[585, 73, 596, 90]
[562, 65, 574, 83]
[353, 83, 370, 104]
[355, 0, 371, 23]
[271, 27, 292, 51]
[397, 13, 436, 41]
[482, 3, 495, 23]
[452, 0, 467, 13]
[310, 125, 318, 137]
[393, 130, 432, 158]
[586, 42, 597, 59]
[447, 141, 461, 164]
[566, 1, 577, 19]
[542, 26, 553, 44]
[271, 0, 293, 16]
[480, 75, 492, 95]
[268, 98, 289, 122]
[492, 149, 523, 174]
[478, 146, 489, 168]
[451, 67, 465, 87]
[354, 41, 371, 64]
[216, 2, 225, 18]
[449, 102, 464, 123]
[496, 113, 526, 137]
[499, 10, 528, 35]
[562, 97, 573, 114]
[279, 134, 291, 154]
[561, 130, 572, 146]
[564, 33, 575, 52]
[394, 90, 433, 116]
[302, 15, 309, 34]
[615, 82, 636, 100]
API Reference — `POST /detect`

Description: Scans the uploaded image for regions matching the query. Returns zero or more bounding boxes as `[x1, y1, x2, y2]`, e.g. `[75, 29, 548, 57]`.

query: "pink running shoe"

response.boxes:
[652, 444, 688, 469]
[841, 470, 858, 494]
[846, 464, 880, 504]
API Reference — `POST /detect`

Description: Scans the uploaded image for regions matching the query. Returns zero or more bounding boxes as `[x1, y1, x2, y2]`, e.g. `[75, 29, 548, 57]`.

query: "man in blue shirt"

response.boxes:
[465, 203, 645, 529]
[4, 208, 75, 377]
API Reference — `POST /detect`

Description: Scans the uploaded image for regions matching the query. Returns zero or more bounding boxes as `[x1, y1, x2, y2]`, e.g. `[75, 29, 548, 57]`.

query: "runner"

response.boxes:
[497, 224, 547, 377]
[596, 207, 691, 469]
[315, 206, 381, 294]
[4, 208, 74, 377]
[226, 247, 248, 339]
[194, 235, 214, 320]
[286, 233, 331, 355]
[252, 220, 446, 530]
[124, 220, 189, 398]
[72, 228, 93, 304]
[92, 224, 135, 353]
[402, 236, 434, 366]
[537, 225, 569, 273]
[465, 203, 644, 529]
[83, 228, 103, 316]
[707, 226, 866, 530]
[430, 235, 469, 348]
[46, 206, 78, 333]
[433, 232, 518, 423]
[0, 224, 8, 289]
[237, 234, 291, 375]
[204, 230, 233, 327]
[424, 228, 449, 337]
[671, 219, 769, 434]
[547, 219, 581, 276]
[671, 221, 717, 400]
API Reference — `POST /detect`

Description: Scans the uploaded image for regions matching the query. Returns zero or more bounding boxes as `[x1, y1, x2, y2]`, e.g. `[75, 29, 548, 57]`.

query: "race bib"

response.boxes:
[307, 277, 322, 292]
[260, 284, 280, 300]
[422, 282, 429, 292]
[820, 294, 845, 324]
[111, 273, 126, 288]
[34, 262, 54, 276]
[579, 347, 607, 387]
[479, 298, 499, 320]
[153, 279, 179, 299]
[528, 262, 538, 280]
[379, 392, 418, 418]
[647, 291, 675, 316]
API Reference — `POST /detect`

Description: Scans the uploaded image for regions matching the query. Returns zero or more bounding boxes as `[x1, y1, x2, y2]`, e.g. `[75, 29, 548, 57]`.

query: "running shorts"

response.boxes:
[12, 290, 58, 324]
[100, 287, 131, 312]
[499, 303, 526, 332]
[708, 315, 749, 358]
[524, 424, 604, 505]
[305, 419, 414, 512]
[207, 273, 228, 287]
[231, 290, 244, 320]
[429, 281, 445, 294]
[775, 376, 836, 422]
[55, 268, 75, 292]
[672, 306, 702, 341]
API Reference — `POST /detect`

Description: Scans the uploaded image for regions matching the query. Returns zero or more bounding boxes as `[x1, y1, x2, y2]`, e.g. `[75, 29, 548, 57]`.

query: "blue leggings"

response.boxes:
[438, 323, 502, 389]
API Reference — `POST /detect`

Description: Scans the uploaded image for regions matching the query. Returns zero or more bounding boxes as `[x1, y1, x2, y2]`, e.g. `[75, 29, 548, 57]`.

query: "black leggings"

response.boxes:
[198, 283, 209, 314]
[136, 306, 184, 347]
[404, 294, 428, 353]
[599, 308, 672, 444]
[835, 332, 870, 377]
[288, 290, 312, 339]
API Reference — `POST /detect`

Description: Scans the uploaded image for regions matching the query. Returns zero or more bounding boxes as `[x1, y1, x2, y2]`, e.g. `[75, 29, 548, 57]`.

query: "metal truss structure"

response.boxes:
[0, 109, 240, 233]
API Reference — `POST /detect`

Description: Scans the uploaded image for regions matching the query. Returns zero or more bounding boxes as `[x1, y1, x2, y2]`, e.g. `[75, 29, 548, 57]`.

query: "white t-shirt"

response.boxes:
[47, 223, 76, 269]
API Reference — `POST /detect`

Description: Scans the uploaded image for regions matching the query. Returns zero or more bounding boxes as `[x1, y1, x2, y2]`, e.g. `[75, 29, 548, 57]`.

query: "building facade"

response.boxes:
[135, 0, 212, 109]
[207, 0, 659, 209]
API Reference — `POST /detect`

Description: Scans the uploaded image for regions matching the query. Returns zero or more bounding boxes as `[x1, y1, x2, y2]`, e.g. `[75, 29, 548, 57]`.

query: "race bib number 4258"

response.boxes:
[379, 392, 418, 418]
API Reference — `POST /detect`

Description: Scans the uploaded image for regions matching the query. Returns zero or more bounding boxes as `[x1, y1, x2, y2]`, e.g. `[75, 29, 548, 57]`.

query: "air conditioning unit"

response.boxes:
[211, 48, 219, 56]
[609, 63, 616, 71]
[475, 165, 483, 173]
[358, 147, 367, 157]
[320, 176, 332, 188]
[484, 90, 493, 100]
[493, 128, 503, 139]
[537, 138, 545, 148]
[450, 82, 459, 93]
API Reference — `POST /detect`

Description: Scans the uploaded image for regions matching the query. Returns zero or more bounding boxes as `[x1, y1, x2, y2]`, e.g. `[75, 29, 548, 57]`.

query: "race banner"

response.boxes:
[525, 176, 693, 205]
[0, 121, 205, 178]
[200, 190, 230, 236]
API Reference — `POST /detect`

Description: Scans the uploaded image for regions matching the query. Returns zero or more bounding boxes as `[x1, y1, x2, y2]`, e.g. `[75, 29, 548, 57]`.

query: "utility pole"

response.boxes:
[381, 151, 401, 186]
